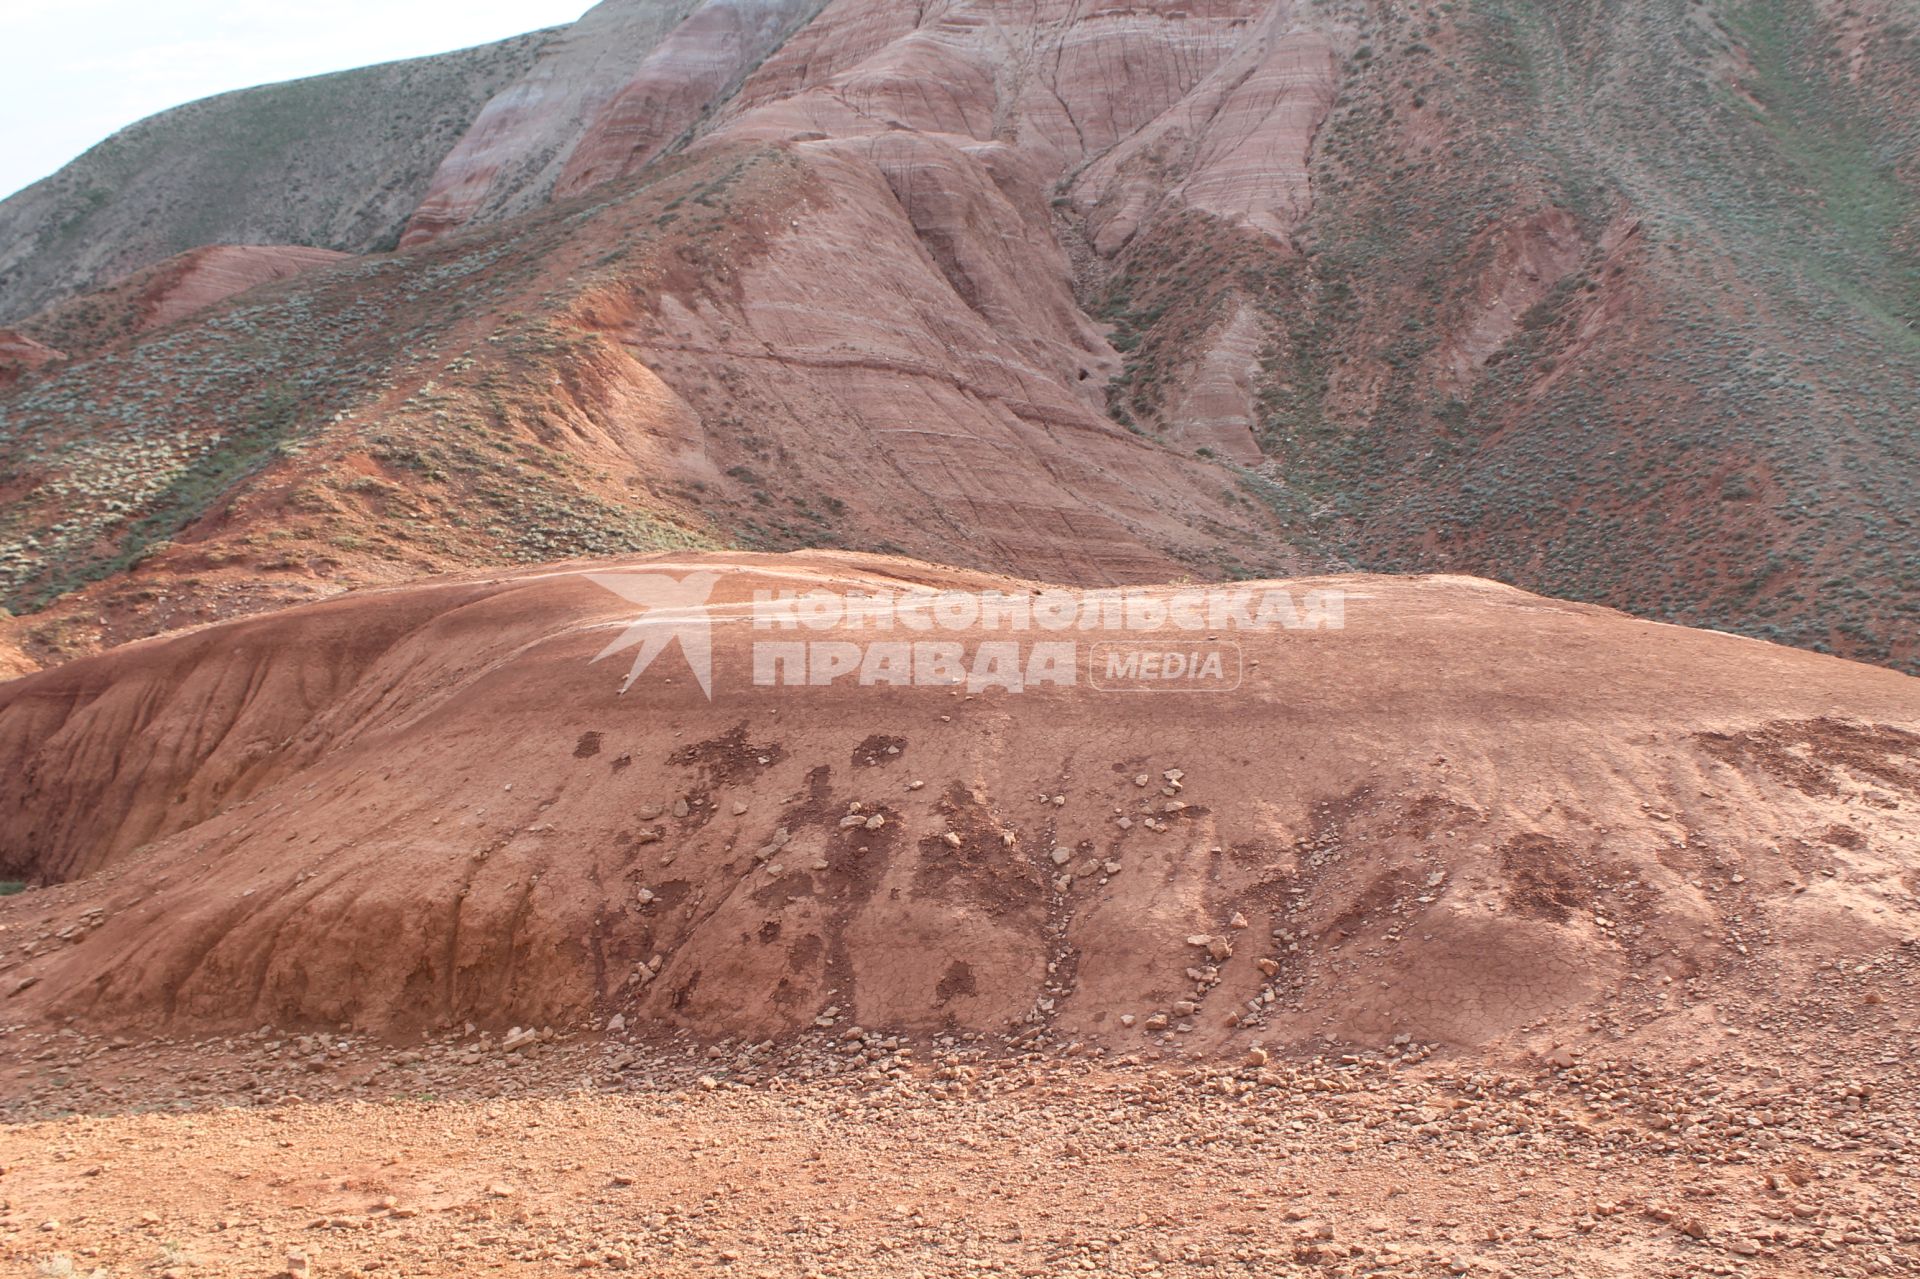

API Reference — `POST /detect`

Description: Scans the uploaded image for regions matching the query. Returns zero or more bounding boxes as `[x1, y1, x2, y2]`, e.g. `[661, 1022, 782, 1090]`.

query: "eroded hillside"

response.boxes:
[1, 0, 1916, 675]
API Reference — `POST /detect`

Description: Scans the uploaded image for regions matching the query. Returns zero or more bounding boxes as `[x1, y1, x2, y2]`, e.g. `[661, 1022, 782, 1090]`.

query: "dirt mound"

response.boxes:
[0, 327, 61, 387]
[18, 244, 353, 358]
[3, 552, 1915, 1059]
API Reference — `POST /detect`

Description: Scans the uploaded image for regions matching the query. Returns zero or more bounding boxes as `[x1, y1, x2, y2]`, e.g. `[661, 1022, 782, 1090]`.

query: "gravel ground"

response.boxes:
[4, 1024, 1917, 1279]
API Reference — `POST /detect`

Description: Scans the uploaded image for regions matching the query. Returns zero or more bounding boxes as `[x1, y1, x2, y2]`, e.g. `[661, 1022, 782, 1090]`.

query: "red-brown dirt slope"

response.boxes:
[2, 552, 1915, 1064]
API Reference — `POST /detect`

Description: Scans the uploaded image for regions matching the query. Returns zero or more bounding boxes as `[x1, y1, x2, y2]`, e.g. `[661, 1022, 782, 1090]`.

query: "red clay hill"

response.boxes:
[3, 552, 1915, 1064]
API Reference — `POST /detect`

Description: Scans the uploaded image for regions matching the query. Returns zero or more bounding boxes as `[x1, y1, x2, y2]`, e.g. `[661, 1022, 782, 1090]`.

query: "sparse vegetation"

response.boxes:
[1150, 0, 1920, 672]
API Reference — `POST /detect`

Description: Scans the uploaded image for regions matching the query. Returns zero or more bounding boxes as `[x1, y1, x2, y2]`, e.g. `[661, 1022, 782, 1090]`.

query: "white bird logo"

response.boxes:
[587, 572, 723, 698]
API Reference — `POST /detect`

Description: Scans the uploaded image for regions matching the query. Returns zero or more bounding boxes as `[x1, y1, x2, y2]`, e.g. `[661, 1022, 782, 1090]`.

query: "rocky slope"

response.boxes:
[1252, 0, 1920, 673]
[2, 553, 1914, 1053]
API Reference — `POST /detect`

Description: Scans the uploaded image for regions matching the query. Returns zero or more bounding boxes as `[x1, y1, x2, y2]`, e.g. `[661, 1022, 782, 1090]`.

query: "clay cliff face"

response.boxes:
[0, 0, 1915, 679]
[399, 0, 712, 246]
[405, 0, 833, 245]
[400, 1, 1339, 249]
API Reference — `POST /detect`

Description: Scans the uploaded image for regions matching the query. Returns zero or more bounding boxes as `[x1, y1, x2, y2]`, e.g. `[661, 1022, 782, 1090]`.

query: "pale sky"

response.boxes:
[0, 0, 594, 201]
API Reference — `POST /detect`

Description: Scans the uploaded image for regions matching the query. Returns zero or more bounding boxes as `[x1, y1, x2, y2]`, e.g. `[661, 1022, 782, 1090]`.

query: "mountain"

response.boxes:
[0, 30, 554, 322]
[0, 0, 1915, 682]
